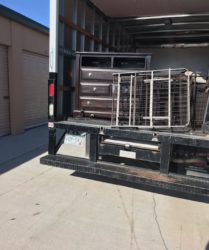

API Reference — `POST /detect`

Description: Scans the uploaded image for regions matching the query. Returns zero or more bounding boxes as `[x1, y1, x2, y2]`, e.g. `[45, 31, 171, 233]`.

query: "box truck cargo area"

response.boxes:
[41, 0, 209, 202]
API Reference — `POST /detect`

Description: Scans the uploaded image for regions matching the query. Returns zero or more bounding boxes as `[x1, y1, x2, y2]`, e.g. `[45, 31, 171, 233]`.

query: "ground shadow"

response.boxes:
[0, 146, 47, 175]
[71, 171, 209, 204]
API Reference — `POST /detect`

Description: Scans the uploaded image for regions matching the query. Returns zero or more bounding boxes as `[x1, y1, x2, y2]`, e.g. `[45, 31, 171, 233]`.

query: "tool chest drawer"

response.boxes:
[80, 83, 111, 96]
[81, 69, 113, 81]
[80, 98, 112, 110]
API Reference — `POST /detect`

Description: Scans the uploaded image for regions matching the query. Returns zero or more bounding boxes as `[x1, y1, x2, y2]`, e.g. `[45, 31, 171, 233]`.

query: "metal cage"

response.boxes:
[111, 68, 191, 129]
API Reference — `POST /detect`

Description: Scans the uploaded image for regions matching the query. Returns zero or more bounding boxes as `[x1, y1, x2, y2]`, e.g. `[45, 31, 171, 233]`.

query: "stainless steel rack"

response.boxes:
[111, 68, 191, 129]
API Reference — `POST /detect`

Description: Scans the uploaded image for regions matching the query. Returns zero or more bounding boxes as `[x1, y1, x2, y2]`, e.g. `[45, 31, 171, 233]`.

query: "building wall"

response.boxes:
[0, 16, 49, 135]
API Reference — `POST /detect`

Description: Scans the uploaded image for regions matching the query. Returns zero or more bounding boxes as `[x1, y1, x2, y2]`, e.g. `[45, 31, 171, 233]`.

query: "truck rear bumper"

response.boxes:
[41, 154, 209, 203]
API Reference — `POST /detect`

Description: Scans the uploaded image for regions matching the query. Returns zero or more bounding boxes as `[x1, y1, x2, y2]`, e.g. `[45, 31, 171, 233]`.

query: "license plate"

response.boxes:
[64, 134, 85, 146]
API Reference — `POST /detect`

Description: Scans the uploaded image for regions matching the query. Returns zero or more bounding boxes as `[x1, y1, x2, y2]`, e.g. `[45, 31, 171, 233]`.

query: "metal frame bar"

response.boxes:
[133, 74, 137, 125]
[168, 68, 171, 127]
[150, 70, 154, 127]
[129, 75, 133, 126]
[116, 75, 121, 126]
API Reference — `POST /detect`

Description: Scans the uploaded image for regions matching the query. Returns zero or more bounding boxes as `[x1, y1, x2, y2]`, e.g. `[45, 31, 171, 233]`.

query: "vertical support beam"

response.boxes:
[71, 0, 78, 113]
[160, 139, 172, 175]
[48, 74, 58, 122]
[49, 0, 59, 74]
[72, 0, 78, 52]
[112, 24, 116, 51]
[106, 22, 110, 52]
[129, 75, 133, 126]
[187, 72, 191, 127]
[80, 0, 86, 51]
[117, 28, 121, 51]
[122, 31, 126, 51]
[90, 8, 95, 51]
[150, 71, 154, 127]
[99, 16, 103, 52]
[89, 134, 98, 162]
[133, 74, 137, 125]
[49, 0, 59, 121]
[127, 36, 131, 52]
[123, 34, 126, 52]
[57, 0, 64, 117]
[126, 35, 129, 51]
[48, 128, 57, 155]
[116, 74, 121, 126]
[168, 68, 171, 127]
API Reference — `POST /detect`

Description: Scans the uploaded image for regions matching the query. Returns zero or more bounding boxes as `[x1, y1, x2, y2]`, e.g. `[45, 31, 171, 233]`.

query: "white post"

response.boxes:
[150, 71, 154, 127]
[49, 0, 59, 73]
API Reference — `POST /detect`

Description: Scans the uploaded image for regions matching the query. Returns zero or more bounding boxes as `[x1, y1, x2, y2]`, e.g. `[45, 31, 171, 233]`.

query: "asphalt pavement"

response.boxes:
[0, 125, 209, 250]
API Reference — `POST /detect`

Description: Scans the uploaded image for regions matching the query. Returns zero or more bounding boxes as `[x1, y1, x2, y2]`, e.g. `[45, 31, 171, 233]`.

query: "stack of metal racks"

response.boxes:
[111, 68, 191, 129]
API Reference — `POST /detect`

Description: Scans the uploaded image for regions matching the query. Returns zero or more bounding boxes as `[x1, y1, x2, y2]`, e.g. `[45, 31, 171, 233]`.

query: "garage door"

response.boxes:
[23, 52, 48, 128]
[0, 45, 10, 136]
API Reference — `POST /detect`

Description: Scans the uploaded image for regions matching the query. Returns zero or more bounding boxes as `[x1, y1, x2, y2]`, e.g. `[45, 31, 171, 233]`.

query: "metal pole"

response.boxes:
[187, 72, 191, 126]
[168, 68, 171, 127]
[150, 71, 154, 127]
[129, 75, 133, 126]
[116, 74, 121, 126]
[133, 73, 137, 125]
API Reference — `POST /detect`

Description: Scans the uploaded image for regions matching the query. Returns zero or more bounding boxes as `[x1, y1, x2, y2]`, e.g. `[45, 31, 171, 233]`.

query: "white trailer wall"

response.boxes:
[137, 47, 209, 76]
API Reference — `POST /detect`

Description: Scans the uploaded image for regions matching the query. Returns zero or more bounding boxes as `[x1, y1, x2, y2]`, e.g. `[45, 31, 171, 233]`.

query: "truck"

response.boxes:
[41, 0, 209, 202]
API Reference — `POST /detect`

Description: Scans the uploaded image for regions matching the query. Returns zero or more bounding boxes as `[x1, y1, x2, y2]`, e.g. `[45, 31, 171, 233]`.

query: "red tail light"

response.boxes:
[49, 83, 54, 97]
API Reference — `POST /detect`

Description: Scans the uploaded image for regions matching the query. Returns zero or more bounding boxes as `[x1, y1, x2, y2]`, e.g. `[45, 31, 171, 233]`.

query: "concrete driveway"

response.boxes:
[0, 126, 209, 250]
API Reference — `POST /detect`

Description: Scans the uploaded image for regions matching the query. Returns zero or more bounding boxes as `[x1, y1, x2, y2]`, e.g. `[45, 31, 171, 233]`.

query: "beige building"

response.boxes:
[0, 5, 49, 136]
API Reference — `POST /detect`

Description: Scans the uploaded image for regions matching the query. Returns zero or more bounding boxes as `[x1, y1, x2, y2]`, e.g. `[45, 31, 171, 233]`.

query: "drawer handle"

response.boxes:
[88, 72, 92, 77]
[87, 101, 91, 105]
[93, 87, 97, 92]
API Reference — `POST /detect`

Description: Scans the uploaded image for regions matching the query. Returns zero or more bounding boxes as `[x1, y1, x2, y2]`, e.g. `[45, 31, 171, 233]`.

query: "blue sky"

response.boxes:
[0, 0, 49, 27]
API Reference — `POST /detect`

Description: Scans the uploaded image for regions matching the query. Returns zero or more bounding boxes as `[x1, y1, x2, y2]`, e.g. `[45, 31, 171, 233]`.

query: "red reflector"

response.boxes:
[49, 83, 54, 97]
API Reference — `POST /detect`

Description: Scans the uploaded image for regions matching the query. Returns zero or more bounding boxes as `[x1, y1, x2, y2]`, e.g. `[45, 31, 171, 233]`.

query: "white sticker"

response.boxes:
[48, 122, 54, 128]
[64, 134, 85, 146]
[119, 150, 136, 159]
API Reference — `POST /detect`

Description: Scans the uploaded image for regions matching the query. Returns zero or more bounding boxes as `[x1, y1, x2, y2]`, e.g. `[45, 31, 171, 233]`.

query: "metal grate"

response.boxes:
[111, 68, 191, 129]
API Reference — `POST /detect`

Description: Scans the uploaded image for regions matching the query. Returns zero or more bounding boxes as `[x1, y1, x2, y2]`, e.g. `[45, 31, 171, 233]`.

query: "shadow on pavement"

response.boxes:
[71, 171, 209, 204]
[0, 146, 47, 175]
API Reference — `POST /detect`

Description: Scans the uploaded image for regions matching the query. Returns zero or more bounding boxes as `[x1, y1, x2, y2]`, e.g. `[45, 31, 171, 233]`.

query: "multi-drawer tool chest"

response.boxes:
[74, 52, 152, 119]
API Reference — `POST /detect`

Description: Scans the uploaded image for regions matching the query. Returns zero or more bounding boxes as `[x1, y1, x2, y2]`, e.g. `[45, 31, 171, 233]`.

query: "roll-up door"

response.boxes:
[0, 45, 10, 136]
[23, 52, 48, 128]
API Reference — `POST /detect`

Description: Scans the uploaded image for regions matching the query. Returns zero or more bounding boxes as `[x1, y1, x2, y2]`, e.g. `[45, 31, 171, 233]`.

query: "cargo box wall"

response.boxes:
[137, 46, 209, 76]
[49, 0, 209, 122]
